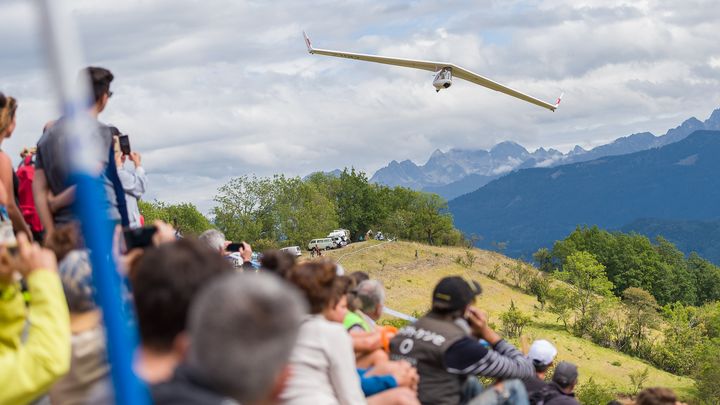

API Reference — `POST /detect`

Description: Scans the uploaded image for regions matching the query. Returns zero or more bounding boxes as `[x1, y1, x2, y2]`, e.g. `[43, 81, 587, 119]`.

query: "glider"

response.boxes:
[303, 32, 562, 112]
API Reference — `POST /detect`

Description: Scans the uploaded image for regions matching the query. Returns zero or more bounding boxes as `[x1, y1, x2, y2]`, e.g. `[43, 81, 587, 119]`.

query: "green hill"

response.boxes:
[325, 240, 695, 399]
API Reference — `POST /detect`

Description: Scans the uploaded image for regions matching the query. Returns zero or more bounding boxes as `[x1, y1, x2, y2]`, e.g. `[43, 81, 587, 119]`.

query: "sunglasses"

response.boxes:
[0, 92, 5, 108]
[107, 91, 113, 98]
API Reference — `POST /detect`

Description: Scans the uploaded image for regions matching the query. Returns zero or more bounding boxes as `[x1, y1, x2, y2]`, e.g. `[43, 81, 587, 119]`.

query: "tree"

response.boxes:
[528, 275, 551, 310]
[620, 287, 658, 355]
[554, 251, 614, 336]
[533, 247, 555, 273]
[138, 200, 211, 236]
[410, 193, 454, 245]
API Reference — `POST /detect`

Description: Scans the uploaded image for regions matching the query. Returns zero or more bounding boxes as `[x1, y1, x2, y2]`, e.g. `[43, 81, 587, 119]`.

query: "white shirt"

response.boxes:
[117, 165, 147, 228]
[280, 315, 367, 405]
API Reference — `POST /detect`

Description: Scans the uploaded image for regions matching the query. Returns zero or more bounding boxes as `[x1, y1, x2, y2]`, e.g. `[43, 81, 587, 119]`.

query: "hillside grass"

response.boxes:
[324, 240, 695, 399]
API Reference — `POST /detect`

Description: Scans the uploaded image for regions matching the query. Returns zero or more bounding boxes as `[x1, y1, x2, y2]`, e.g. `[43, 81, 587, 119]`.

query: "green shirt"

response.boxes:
[343, 310, 371, 332]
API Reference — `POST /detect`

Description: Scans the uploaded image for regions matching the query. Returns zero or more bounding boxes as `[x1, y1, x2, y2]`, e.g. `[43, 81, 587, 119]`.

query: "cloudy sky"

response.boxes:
[1, 0, 719, 212]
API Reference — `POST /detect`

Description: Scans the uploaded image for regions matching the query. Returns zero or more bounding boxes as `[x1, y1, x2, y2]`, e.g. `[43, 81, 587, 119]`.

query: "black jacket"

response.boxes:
[541, 382, 580, 405]
[152, 366, 239, 405]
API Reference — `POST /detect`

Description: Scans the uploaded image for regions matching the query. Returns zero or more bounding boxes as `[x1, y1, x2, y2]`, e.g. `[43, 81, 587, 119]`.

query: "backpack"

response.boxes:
[530, 385, 561, 405]
[16, 154, 43, 233]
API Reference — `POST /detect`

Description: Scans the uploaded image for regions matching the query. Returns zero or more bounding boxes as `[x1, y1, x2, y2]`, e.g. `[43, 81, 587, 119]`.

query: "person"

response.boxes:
[635, 387, 682, 405]
[0, 92, 33, 238]
[260, 249, 296, 278]
[390, 276, 534, 405]
[130, 238, 232, 383]
[0, 233, 71, 404]
[152, 272, 307, 405]
[111, 127, 147, 228]
[346, 279, 385, 332]
[535, 362, 580, 405]
[49, 249, 113, 405]
[198, 229, 254, 270]
[524, 339, 557, 403]
[283, 261, 419, 405]
[34, 66, 128, 239]
[16, 146, 44, 241]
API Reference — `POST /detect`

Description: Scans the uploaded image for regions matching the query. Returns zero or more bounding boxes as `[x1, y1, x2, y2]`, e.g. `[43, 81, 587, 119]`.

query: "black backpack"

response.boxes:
[529, 385, 561, 405]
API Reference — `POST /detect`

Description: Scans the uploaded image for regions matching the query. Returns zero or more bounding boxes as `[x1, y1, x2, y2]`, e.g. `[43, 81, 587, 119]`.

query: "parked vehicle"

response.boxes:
[280, 246, 302, 257]
[308, 238, 335, 251]
[331, 236, 347, 249]
[376, 231, 385, 241]
[328, 229, 350, 240]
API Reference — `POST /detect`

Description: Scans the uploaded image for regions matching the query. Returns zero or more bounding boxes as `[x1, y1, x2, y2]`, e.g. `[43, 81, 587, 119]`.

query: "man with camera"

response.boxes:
[389, 276, 534, 405]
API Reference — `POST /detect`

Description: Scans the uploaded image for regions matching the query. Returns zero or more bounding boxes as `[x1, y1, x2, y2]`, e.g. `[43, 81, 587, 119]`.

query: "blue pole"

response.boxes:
[37, 2, 149, 404]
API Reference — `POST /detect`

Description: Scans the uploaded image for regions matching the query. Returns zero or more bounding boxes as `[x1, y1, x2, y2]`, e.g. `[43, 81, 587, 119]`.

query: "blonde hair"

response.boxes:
[0, 94, 17, 135]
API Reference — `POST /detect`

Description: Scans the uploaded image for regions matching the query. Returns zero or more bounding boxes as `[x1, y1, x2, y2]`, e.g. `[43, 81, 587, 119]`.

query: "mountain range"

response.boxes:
[448, 130, 720, 259]
[370, 108, 720, 200]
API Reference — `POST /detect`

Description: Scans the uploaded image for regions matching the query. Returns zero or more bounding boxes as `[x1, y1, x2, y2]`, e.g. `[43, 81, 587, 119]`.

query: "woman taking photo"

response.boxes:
[0, 93, 32, 239]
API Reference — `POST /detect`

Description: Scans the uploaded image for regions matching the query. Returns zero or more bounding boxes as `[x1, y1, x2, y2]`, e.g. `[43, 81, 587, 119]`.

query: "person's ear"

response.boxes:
[172, 332, 191, 360]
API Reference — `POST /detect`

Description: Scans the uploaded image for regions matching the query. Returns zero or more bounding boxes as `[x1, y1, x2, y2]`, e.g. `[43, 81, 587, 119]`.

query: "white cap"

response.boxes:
[528, 339, 557, 366]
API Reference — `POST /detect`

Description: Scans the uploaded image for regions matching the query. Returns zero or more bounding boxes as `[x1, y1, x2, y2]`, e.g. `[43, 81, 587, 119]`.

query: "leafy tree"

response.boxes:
[533, 247, 555, 273]
[695, 342, 720, 404]
[528, 275, 551, 310]
[554, 251, 614, 336]
[138, 200, 211, 236]
[620, 287, 659, 355]
[688, 253, 720, 305]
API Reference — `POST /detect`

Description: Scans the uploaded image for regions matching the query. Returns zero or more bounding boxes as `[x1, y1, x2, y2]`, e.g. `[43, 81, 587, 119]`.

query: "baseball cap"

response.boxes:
[528, 339, 558, 366]
[552, 361, 579, 387]
[432, 276, 482, 312]
[59, 250, 97, 313]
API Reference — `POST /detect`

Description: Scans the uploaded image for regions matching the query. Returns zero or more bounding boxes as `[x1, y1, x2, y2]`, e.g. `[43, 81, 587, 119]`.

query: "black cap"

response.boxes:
[432, 276, 482, 312]
[552, 361, 579, 387]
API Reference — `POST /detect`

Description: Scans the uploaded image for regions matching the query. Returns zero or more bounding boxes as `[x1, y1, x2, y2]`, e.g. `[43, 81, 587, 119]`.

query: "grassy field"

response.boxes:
[324, 240, 695, 399]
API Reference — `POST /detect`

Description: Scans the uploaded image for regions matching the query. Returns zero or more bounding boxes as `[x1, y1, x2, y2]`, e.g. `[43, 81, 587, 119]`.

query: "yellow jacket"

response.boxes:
[0, 270, 71, 405]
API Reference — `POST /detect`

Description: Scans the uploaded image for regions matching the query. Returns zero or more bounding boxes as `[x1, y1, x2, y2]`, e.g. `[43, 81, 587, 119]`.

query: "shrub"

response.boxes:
[576, 378, 616, 404]
[500, 301, 531, 338]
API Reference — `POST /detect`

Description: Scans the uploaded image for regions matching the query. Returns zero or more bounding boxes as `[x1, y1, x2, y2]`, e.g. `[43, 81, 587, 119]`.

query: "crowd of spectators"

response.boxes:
[0, 70, 691, 405]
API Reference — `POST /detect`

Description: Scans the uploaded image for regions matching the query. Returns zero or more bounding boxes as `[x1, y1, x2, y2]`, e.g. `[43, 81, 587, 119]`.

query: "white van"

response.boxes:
[308, 238, 334, 251]
[280, 246, 302, 257]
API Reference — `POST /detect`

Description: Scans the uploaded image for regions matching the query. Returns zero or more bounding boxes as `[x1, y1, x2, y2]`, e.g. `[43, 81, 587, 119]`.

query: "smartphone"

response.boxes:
[226, 242, 244, 252]
[118, 135, 131, 155]
[124, 225, 157, 250]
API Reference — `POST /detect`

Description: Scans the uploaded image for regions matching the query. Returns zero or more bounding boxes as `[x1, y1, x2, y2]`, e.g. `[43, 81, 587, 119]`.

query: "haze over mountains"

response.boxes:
[448, 130, 720, 260]
[371, 108, 720, 200]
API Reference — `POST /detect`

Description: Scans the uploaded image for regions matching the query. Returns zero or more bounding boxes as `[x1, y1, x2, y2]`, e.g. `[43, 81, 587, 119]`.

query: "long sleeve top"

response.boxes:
[444, 338, 534, 379]
[280, 315, 367, 405]
[117, 165, 147, 228]
[0, 270, 71, 405]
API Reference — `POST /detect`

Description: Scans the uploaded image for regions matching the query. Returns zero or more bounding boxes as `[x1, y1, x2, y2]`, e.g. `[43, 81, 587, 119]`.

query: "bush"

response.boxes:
[576, 378, 616, 404]
[500, 301, 531, 338]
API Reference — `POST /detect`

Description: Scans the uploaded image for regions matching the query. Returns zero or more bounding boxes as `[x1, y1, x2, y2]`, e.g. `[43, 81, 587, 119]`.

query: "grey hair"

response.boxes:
[187, 272, 307, 403]
[357, 279, 385, 313]
[199, 229, 225, 252]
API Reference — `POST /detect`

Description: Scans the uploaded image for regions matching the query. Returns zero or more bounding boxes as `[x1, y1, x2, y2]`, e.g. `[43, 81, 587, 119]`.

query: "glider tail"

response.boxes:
[303, 31, 314, 54]
[554, 91, 564, 110]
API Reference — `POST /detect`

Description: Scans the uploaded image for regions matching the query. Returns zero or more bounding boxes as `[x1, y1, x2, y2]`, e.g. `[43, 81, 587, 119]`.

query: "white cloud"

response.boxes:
[0, 0, 718, 213]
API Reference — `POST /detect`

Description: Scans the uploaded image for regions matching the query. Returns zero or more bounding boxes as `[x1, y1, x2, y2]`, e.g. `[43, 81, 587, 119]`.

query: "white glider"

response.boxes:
[304, 32, 562, 112]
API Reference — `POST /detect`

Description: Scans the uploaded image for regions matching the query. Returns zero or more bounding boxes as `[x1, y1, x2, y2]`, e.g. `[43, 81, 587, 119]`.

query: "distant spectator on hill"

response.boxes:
[152, 272, 307, 405]
[525, 339, 557, 403]
[635, 387, 682, 405]
[537, 362, 580, 405]
[390, 276, 534, 405]
[130, 238, 232, 383]
[49, 250, 113, 405]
